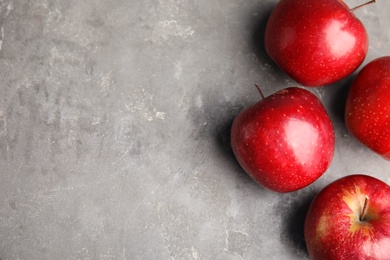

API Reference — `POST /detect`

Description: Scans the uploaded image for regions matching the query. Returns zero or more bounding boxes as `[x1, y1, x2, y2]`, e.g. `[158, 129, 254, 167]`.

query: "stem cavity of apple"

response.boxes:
[360, 196, 370, 222]
[255, 84, 265, 100]
[350, 0, 377, 12]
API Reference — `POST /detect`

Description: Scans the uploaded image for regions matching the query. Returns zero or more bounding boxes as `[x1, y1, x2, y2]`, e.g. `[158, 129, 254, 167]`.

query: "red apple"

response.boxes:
[230, 87, 335, 192]
[304, 174, 390, 259]
[345, 56, 390, 160]
[264, 0, 369, 87]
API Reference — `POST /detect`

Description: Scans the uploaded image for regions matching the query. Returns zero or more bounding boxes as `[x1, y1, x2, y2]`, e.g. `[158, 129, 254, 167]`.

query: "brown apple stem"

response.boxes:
[255, 84, 265, 100]
[350, 0, 376, 12]
[360, 196, 369, 221]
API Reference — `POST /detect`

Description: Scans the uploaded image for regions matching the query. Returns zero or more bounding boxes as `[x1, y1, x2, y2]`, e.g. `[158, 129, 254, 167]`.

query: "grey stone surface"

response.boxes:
[0, 0, 390, 259]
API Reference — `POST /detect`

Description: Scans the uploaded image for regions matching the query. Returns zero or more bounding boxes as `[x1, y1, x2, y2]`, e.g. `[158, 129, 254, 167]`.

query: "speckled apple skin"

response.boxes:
[230, 87, 335, 193]
[345, 57, 390, 160]
[265, 0, 368, 87]
[304, 175, 390, 260]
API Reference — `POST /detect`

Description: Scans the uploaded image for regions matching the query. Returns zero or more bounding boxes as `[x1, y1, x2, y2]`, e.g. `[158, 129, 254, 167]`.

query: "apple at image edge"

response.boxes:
[345, 56, 390, 160]
[264, 0, 368, 87]
[304, 174, 390, 259]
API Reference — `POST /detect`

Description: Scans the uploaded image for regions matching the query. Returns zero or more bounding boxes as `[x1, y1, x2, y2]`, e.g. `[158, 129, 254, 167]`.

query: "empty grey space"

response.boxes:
[0, 0, 389, 259]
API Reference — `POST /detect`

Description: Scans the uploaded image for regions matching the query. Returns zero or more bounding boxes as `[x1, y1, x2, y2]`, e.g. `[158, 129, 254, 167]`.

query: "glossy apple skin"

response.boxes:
[230, 87, 335, 192]
[304, 174, 390, 260]
[345, 57, 390, 160]
[265, 0, 368, 87]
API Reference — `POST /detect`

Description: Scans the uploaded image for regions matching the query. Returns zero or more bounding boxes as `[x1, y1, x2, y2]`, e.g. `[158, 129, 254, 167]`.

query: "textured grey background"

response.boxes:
[0, 0, 389, 259]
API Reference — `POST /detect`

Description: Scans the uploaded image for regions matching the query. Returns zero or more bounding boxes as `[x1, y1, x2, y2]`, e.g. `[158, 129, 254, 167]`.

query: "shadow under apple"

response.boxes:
[328, 75, 355, 125]
[248, 4, 274, 66]
[278, 189, 318, 258]
[246, 2, 293, 86]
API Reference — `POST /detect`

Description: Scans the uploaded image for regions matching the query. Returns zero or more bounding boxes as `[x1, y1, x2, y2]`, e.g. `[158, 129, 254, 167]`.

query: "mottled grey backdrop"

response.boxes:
[0, 0, 389, 259]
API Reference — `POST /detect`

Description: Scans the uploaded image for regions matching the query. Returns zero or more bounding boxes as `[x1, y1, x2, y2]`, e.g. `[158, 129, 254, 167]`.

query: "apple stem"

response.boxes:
[350, 0, 376, 12]
[360, 196, 369, 222]
[255, 84, 265, 100]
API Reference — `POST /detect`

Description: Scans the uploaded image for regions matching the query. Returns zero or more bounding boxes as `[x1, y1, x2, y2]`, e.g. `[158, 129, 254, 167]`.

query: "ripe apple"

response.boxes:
[304, 174, 390, 259]
[345, 56, 390, 160]
[230, 87, 335, 193]
[264, 0, 369, 87]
